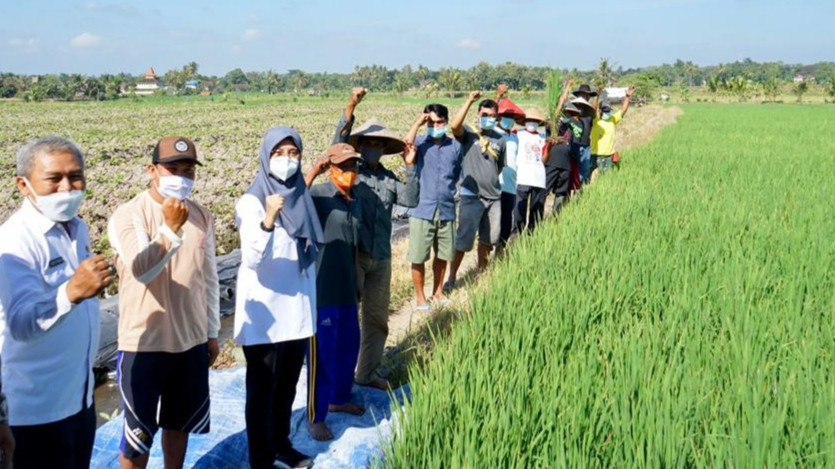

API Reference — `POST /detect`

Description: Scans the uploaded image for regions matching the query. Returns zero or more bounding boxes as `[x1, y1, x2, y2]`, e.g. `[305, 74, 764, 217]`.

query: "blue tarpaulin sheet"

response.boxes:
[91, 366, 409, 468]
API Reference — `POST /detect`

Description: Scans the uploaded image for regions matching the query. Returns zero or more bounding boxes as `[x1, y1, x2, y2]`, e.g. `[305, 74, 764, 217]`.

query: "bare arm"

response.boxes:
[593, 86, 603, 118]
[305, 156, 330, 188]
[556, 78, 573, 119]
[405, 113, 429, 145]
[451, 91, 482, 138]
[621, 85, 636, 117]
[494, 83, 509, 101]
[335, 87, 367, 142]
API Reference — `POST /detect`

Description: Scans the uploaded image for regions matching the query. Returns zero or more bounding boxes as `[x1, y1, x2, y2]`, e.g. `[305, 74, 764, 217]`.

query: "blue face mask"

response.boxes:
[479, 116, 496, 131]
[602, 113, 612, 121]
[500, 117, 515, 130]
[427, 125, 447, 139]
[525, 121, 539, 133]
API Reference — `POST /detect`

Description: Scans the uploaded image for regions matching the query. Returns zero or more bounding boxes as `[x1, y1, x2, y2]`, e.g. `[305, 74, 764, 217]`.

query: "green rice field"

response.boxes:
[386, 105, 835, 467]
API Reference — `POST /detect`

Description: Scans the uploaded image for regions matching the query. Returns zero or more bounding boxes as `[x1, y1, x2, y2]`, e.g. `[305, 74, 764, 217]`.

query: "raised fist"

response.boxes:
[350, 87, 368, 105]
[263, 194, 285, 228]
[162, 198, 189, 233]
[468, 90, 482, 102]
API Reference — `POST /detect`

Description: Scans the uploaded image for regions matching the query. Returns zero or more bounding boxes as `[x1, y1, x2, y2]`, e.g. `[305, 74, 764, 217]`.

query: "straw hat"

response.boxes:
[522, 107, 547, 124]
[570, 96, 594, 111]
[347, 118, 406, 155]
[563, 102, 582, 116]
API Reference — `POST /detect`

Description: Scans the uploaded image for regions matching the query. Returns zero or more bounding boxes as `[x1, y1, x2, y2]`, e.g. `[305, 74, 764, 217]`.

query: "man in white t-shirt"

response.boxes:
[514, 108, 550, 233]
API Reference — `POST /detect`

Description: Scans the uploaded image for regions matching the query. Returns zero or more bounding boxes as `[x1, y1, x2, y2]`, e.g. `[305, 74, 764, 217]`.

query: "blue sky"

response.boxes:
[1, 0, 832, 76]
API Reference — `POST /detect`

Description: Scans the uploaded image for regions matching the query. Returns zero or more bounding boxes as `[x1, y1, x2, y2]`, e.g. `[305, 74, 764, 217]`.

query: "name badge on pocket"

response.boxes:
[48, 257, 66, 269]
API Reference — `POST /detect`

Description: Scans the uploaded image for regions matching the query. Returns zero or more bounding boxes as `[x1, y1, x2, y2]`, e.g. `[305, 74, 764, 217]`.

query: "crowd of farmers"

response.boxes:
[0, 79, 634, 469]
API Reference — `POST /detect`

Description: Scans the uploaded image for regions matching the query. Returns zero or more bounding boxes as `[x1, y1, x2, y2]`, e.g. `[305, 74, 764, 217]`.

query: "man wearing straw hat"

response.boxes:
[560, 79, 598, 185]
[544, 102, 581, 215]
[514, 107, 550, 233]
[331, 88, 418, 390]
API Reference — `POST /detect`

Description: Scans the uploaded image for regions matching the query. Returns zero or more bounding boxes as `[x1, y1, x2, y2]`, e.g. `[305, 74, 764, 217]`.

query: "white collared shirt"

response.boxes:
[0, 199, 99, 426]
[233, 194, 316, 346]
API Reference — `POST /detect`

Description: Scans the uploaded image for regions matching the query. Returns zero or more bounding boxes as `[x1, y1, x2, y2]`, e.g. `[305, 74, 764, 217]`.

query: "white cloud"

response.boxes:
[242, 29, 261, 41]
[69, 32, 102, 48]
[9, 37, 38, 51]
[82, 2, 135, 14]
[456, 39, 480, 49]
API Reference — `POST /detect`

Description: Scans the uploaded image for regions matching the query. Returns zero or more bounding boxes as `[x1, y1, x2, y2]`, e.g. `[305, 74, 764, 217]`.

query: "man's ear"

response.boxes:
[15, 176, 30, 197]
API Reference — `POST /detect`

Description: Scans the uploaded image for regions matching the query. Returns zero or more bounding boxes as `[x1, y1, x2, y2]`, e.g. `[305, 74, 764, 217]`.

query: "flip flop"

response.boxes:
[431, 297, 452, 308]
[413, 303, 431, 313]
[442, 280, 456, 294]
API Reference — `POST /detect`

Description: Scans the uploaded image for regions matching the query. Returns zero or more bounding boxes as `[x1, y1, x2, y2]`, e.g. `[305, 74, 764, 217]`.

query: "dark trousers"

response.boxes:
[544, 164, 571, 215]
[499, 191, 516, 247]
[307, 305, 360, 424]
[243, 339, 308, 469]
[12, 403, 95, 469]
[515, 185, 545, 233]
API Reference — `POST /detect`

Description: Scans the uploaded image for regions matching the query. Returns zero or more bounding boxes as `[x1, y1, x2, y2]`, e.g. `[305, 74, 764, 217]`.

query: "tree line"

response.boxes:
[2, 58, 834, 102]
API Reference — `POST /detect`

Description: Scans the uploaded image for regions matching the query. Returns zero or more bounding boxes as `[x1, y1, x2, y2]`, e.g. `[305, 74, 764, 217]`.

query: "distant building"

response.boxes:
[135, 67, 162, 95]
[185, 80, 199, 90]
[793, 74, 806, 83]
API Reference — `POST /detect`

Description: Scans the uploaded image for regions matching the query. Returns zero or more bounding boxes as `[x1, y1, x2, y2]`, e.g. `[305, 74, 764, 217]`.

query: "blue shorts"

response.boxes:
[117, 343, 210, 460]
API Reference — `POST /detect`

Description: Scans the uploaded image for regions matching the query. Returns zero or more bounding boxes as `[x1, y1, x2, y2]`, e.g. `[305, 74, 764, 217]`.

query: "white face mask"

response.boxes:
[525, 121, 539, 133]
[156, 175, 194, 200]
[270, 156, 300, 181]
[24, 178, 85, 222]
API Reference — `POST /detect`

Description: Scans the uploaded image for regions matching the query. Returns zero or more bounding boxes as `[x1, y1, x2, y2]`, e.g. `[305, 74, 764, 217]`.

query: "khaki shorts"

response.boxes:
[455, 196, 501, 252]
[408, 214, 455, 264]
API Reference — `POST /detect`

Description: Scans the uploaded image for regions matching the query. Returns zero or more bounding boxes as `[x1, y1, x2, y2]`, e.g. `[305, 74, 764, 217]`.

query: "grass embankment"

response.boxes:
[386, 104, 835, 467]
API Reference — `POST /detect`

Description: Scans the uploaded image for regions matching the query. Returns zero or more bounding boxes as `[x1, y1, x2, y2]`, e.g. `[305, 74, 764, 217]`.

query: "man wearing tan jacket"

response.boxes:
[107, 136, 220, 469]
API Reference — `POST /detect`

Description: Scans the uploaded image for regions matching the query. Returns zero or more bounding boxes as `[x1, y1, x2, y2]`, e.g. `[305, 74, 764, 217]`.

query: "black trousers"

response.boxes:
[499, 191, 516, 247]
[12, 403, 95, 469]
[544, 164, 571, 215]
[243, 339, 308, 469]
[515, 185, 546, 233]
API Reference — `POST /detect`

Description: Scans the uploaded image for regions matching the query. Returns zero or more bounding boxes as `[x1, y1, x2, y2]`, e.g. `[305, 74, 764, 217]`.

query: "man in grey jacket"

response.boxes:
[332, 88, 419, 389]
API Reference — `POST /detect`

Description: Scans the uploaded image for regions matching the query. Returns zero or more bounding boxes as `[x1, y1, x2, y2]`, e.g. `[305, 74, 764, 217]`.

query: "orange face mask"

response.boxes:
[329, 165, 357, 193]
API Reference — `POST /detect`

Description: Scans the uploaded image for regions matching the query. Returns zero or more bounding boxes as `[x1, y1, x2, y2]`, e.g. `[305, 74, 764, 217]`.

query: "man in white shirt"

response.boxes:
[0, 137, 112, 469]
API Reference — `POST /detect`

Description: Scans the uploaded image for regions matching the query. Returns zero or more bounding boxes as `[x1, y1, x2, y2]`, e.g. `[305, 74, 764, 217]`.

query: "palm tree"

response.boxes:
[438, 68, 461, 98]
[706, 75, 720, 101]
[793, 81, 808, 103]
[762, 77, 780, 103]
[185, 61, 199, 80]
[685, 61, 698, 87]
[393, 76, 409, 96]
[595, 57, 613, 88]
[728, 76, 749, 102]
[825, 77, 835, 103]
[264, 70, 280, 94]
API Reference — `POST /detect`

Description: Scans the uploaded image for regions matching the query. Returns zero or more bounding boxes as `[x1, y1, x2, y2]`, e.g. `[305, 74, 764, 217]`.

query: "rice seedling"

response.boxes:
[385, 104, 835, 467]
